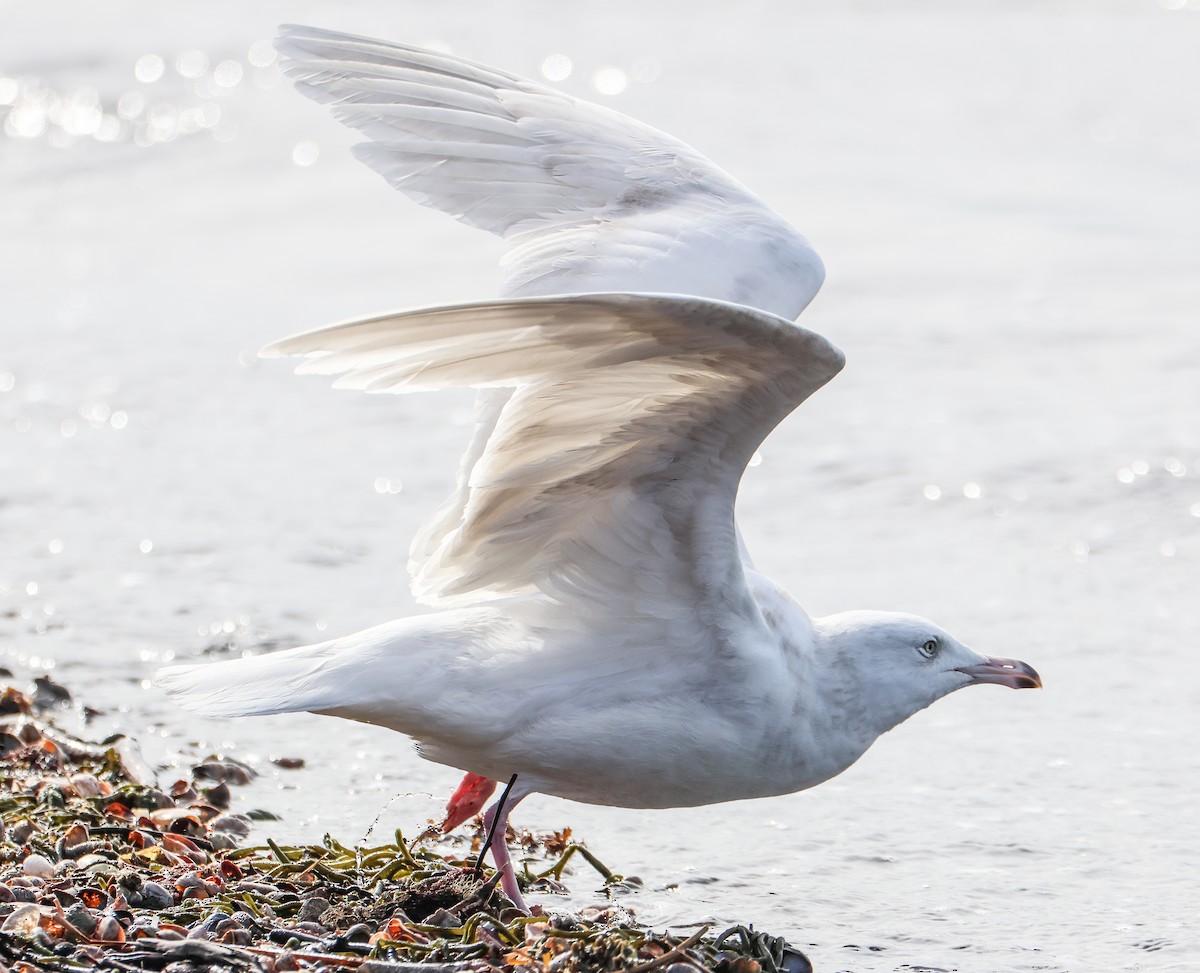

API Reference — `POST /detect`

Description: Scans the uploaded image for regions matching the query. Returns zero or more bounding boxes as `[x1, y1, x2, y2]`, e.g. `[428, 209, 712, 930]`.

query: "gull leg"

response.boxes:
[481, 791, 527, 911]
[442, 772, 498, 832]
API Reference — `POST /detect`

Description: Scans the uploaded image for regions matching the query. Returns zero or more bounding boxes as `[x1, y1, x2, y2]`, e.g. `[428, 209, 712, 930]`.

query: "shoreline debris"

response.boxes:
[0, 679, 813, 972]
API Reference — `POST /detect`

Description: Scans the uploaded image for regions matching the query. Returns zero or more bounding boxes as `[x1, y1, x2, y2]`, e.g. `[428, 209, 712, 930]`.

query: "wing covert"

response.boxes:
[264, 294, 844, 614]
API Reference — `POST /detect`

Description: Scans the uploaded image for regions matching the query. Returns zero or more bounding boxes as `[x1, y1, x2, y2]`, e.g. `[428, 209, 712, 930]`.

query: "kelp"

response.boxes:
[0, 681, 811, 973]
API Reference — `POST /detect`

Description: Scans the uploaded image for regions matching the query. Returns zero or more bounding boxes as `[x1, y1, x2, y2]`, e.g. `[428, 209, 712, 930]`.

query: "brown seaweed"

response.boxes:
[0, 680, 811, 973]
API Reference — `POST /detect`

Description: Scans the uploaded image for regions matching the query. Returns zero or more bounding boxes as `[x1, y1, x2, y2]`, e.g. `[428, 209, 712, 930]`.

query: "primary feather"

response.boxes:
[159, 28, 1040, 912]
[270, 25, 829, 602]
[262, 293, 843, 606]
[274, 24, 824, 313]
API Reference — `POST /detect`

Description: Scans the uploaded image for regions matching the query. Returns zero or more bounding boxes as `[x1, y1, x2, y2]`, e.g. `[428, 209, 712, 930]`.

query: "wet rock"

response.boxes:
[201, 781, 231, 809]
[274, 949, 301, 971]
[0, 903, 41, 936]
[425, 908, 461, 928]
[22, 853, 54, 877]
[192, 755, 256, 786]
[218, 925, 252, 946]
[144, 788, 178, 810]
[95, 914, 126, 943]
[0, 687, 32, 715]
[192, 910, 232, 936]
[297, 896, 331, 923]
[209, 813, 252, 836]
[32, 675, 72, 709]
[63, 903, 99, 938]
[0, 730, 23, 757]
[228, 911, 263, 931]
[0, 674, 807, 973]
[132, 881, 174, 909]
[779, 949, 814, 973]
[67, 773, 106, 798]
[343, 923, 373, 943]
[8, 819, 35, 844]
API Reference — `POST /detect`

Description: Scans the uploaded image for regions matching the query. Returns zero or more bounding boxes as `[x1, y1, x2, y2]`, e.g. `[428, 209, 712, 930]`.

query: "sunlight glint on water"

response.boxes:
[2, 3, 1198, 970]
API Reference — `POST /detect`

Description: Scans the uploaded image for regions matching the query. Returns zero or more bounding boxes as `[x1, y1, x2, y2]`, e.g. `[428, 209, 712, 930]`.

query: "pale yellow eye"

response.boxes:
[919, 639, 939, 658]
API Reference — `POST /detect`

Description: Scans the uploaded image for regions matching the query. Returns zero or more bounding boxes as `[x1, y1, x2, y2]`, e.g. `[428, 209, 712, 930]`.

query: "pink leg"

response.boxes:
[482, 794, 527, 911]
[442, 772, 498, 833]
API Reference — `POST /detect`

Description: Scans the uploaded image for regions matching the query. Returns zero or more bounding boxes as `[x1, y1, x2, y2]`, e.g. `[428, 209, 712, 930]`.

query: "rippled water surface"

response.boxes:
[3, 2, 1198, 970]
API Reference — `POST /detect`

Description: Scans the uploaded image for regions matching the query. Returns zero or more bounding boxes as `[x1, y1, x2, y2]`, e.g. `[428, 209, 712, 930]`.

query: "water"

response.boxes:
[2, 2, 1198, 969]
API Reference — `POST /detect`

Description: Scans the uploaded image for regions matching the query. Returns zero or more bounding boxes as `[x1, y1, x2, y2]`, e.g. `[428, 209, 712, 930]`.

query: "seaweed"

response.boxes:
[0, 681, 812, 973]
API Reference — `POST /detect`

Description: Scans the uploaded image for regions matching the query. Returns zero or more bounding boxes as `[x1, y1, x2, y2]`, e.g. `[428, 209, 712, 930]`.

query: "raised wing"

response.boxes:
[264, 294, 844, 615]
[273, 25, 823, 314]
[273, 28, 833, 619]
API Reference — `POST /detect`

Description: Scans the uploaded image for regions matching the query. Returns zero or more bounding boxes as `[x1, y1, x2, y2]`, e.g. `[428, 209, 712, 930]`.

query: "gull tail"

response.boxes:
[155, 611, 502, 738]
[156, 640, 344, 719]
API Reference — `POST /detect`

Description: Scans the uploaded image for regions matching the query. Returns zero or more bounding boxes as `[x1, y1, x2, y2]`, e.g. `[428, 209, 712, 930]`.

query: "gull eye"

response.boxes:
[918, 638, 939, 659]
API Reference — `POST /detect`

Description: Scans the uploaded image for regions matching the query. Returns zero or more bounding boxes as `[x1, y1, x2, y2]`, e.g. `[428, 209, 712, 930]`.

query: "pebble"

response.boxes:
[201, 781, 231, 809]
[1, 674, 813, 973]
[193, 757, 256, 786]
[298, 896, 331, 923]
[229, 911, 262, 930]
[155, 926, 187, 941]
[95, 915, 125, 943]
[209, 813, 252, 836]
[64, 903, 98, 938]
[67, 773, 105, 798]
[219, 926, 253, 946]
[425, 908, 461, 928]
[32, 675, 72, 708]
[134, 880, 175, 909]
[2, 903, 42, 935]
[22, 853, 54, 877]
[9, 820, 35, 844]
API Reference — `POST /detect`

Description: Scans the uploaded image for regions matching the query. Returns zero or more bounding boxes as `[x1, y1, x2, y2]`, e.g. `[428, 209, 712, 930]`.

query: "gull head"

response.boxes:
[816, 610, 1042, 740]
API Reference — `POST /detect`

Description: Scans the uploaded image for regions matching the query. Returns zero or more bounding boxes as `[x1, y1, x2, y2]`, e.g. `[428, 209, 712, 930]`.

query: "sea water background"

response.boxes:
[2, 2, 1198, 970]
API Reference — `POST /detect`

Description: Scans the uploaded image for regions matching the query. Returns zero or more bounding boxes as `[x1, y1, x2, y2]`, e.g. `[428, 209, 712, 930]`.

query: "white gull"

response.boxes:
[159, 25, 1041, 910]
